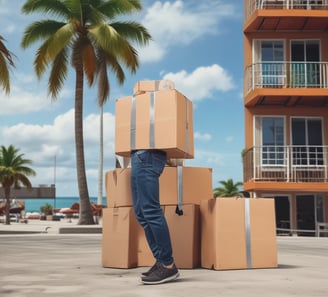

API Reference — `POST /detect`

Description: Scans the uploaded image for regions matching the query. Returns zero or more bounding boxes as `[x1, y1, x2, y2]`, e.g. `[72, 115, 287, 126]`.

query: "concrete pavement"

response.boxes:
[0, 220, 328, 297]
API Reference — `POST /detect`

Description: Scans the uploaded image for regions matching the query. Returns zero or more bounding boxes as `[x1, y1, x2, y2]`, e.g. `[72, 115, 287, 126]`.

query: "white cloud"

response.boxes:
[139, 0, 236, 62]
[0, 89, 48, 115]
[0, 109, 116, 196]
[0, 1, 9, 14]
[186, 149, 225, 167]
[194, 132, 212, 141]
[163, 64, 234, 100]
[186, 149, 243, 186]
[0, 70, 75, 115]
[225, 136, 234, 143]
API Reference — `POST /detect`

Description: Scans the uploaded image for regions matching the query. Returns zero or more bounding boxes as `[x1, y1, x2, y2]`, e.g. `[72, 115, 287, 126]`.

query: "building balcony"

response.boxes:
[244, 61, 328, 106]
[243, 145, 328, 191]
[244, 0, 328, 32]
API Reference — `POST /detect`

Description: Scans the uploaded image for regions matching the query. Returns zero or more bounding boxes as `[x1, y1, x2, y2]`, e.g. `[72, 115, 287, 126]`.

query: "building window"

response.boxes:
[290, 40, 320, 87]
[255, 116, 285, 165]
[254, 40, 285, 87]
[291, 117, 323, 166]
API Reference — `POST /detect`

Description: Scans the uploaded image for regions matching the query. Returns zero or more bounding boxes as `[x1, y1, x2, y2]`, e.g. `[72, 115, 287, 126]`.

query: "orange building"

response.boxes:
[243, 0, 328, 236]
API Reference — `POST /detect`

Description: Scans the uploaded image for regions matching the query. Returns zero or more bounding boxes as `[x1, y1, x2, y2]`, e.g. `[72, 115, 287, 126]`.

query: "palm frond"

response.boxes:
[111, 21, 152, 45]
[48, 48, 69, 99]
[97, 0, 142, 19]
[0, 54, 11, 94]
[22, 0, 71, 19]
[213, 178, 243, 198]
[0, 145, 36, 188]
[21, 20, 67, 48]
[82, 41, 97, 86]
[0, 36, 15, 94]
[89, 23, 140, 73]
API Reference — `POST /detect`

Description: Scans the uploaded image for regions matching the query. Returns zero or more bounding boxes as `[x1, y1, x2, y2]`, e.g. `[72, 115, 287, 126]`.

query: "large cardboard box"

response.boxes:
[105, 166, 213, 207]
[166, 204, 200, 268]
[102, 204, 200, 269]
[137, 204, 200, 269]
[102, 207, 139, 268]
[115, 89, 194, 159]
[200, 198, 278, 270]
[136, 222, 153, 267]
[133, 79, 175, 95]
[105, 169, 131, 207]
[160, 167, 213, 206]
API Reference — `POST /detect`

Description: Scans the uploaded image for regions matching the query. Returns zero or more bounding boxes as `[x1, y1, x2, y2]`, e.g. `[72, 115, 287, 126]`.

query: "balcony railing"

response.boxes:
[243, 145, 328, 182]
[245, 0, 328, 21]
[245, 61, 328, 94]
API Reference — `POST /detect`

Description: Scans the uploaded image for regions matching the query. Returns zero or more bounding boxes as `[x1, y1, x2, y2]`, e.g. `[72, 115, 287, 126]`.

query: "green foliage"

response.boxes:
[0, 145, 36, 224]
[21, 0, 151, 225]
[0, 35, 15, 95]
[213, 178, 243, 198]
[40, 203, 53, 215]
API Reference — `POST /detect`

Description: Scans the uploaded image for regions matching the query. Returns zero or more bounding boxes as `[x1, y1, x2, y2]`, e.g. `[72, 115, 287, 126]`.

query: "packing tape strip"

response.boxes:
[149, 92, 155, 148]
[185, 96, 189, 154]
[177, 165, 183, 212]
[155, 80, 160, 90]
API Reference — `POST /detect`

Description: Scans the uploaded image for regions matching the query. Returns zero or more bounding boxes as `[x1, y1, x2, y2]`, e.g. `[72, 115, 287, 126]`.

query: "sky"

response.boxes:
[0, 0, 245, 197]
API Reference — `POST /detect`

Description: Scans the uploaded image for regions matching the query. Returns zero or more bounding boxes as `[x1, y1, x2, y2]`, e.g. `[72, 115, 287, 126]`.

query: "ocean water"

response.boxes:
[23, 197, 107, 213]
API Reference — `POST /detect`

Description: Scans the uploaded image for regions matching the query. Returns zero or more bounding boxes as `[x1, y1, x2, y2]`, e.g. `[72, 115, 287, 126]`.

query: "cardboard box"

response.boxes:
[165, 204, 200, 268]
[102, 207, 139, 268]
[136, 223, 154, 267]
[105, 166, 213, 207]
[105, 169, 131, 207]
[133, 79, 175, 95]
[160, 167, 213, 206]
[115, 89, 194, 159]
[200, 198, 278, 270]
[102, 204, 200, 269]
[137, 204, 200, 269]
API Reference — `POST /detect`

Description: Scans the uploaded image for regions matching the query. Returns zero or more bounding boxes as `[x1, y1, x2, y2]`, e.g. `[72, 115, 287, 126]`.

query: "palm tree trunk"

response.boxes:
[97, 105, 104, 206]
[75, 67, 94, 225]
[4, 187, 11, 225]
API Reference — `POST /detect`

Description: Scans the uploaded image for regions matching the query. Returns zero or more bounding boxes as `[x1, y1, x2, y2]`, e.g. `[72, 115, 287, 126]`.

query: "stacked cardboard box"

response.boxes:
[200, 197, 278, 270]
[115, 81, 194, 159]
[102, 204, 200, 269]
[102, 79, 278, 271]
[103, 80, 210, 269]
[105, 166, 213, 208]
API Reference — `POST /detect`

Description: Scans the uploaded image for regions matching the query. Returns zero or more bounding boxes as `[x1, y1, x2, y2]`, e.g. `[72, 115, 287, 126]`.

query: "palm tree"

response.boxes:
[21, 0, 151, 224]
[0, 35, 15, 94]
[213, 178, 243, 198]
[0, 145, 36, 225]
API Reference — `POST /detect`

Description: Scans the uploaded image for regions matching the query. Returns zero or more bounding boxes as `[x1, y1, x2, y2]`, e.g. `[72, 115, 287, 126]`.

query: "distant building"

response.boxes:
[0, 184, 56, 198]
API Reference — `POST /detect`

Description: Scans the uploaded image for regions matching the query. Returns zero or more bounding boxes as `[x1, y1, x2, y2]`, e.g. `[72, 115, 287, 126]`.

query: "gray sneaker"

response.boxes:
[141, 261, 159, 277]
[141, 263, 179, 285]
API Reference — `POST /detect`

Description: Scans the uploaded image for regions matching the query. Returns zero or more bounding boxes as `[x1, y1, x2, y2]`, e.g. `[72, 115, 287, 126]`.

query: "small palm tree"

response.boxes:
[21, 0, 151, 224]
[0, 145, 36, 225]
[213, 178, 243, 198]
[0, 35, 15, 94]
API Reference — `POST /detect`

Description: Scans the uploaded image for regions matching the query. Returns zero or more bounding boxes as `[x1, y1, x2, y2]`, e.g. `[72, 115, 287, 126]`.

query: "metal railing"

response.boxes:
[243, 145, 328, 182]
[244, 61, 328, 94]
[245, 0, 328, 21]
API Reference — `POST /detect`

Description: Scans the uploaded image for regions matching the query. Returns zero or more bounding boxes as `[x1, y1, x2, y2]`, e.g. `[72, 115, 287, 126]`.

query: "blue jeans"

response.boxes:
[130, 149, 174, 266]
